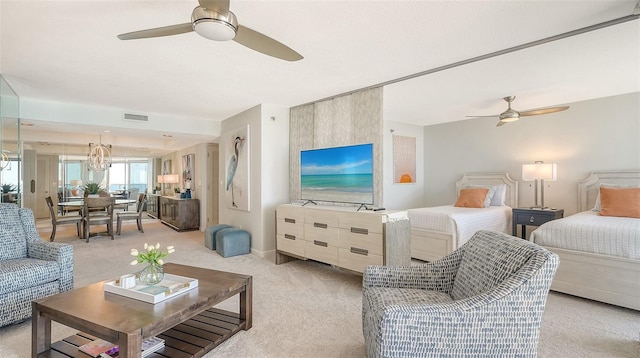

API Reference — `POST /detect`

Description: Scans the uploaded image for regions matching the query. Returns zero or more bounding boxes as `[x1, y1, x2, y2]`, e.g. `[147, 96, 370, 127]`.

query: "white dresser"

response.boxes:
[275, 204, 411, 273]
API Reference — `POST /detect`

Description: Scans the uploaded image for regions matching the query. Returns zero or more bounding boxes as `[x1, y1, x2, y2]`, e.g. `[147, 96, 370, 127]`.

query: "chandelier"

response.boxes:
[87, 136, 112, 172]
[0, 150, 9, 171]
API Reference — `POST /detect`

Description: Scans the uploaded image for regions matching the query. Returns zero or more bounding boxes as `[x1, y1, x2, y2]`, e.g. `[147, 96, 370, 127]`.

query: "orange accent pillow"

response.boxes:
[599, 187, 640, 218]
[454, 188, 489, 208]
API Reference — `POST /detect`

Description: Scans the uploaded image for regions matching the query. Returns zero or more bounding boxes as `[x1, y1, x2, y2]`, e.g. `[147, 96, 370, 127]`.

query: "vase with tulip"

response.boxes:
[130, 243, 175, 285]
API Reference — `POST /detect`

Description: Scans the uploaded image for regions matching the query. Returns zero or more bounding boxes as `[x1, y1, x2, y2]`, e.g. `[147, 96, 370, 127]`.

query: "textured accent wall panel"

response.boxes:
[289, 104, 314, 200]
[290, 87, 383, 205]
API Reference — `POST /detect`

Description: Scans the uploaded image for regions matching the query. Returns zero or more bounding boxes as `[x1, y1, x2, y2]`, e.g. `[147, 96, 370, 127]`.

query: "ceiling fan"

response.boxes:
[117, 0, 303, 61]
[467, 96, 569, 127]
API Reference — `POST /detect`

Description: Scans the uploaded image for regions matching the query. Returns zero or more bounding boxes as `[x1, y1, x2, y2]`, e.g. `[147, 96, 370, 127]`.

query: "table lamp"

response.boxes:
[522, 161, 557, 209]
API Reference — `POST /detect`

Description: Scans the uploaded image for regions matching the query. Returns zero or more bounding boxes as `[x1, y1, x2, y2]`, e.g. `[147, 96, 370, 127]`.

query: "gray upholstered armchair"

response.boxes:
[0, 203, 74, 327]
[362, 230, 559, 358]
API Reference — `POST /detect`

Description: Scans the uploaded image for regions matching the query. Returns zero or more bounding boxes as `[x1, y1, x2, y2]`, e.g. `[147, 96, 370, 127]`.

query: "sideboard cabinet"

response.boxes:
[275, 204, 411, 273]
[146, 193, 160, 219]
[159, 196, 200, 232]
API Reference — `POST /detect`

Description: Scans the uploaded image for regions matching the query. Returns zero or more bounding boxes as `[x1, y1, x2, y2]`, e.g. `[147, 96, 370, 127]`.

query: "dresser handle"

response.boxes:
[284, 234, 296, 240]
[351, 227, 368, 235]
[284, 218, 295, 224]
[350, 247, 368, 256]
[529, 216, 535, 223]
[313, 222, 328, 229]
[313, 240, 328, 247]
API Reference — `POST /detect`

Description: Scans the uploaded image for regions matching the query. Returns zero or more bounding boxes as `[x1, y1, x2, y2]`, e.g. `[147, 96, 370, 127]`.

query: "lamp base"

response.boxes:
[528, 205, 549, 210]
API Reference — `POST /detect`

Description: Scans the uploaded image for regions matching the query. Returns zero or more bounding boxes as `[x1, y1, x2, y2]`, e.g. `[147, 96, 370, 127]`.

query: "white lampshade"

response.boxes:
[194, 20, 236, 41]
[163, 174, 180, 184]
[70, 179, 83, 186]
[522, 162, 557, 181]
[157, 175, 165, 184]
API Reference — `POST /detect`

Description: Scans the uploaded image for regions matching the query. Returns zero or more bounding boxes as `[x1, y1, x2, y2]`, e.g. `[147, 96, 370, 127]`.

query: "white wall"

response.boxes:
[219, 104, 290, 260]
[422, 92, 640, 215]
[382, 120, 425, 210]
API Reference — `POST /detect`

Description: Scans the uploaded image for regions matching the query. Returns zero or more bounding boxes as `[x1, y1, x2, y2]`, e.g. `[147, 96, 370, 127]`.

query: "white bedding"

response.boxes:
[407, 205, 512, 247]
[530, 211, 640, 260]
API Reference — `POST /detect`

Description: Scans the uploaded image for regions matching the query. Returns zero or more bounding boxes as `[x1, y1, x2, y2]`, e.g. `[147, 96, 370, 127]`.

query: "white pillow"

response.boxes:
[467, 184, 506, 207]
[466, 184, 505, 207]
[491, 184, 507, 206]
[592, 183, 639, 212]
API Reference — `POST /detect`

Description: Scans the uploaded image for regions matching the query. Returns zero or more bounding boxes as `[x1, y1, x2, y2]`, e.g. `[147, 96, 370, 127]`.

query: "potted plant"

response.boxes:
[82, 182, 104, 197]
[174, 187, 181, 198]
[1, 183, 16, 194]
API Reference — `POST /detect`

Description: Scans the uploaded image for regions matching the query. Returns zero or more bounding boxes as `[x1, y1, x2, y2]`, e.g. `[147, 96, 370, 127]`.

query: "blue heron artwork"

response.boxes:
[225, 125, 250, 211]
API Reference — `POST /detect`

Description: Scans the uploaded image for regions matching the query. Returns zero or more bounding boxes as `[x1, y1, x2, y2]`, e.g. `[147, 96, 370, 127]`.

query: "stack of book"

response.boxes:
[77, 336, 165, 357]
[141, 336, 165, 357]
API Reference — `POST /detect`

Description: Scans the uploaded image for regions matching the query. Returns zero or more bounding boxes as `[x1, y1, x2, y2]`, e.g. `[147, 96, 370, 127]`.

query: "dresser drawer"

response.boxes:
[514, 212, 553, 226]
[304, 223, 339, 246]
[338, 248, 383, 273]
[305, 208, 340, 228]
[304, 239, 338, 265]
[276, 205, 305, 224]
[277, 234, 305, 257]
[277, 219, 304, 238]
[339, 212, 383, 234]
[339, 229, 383, 255]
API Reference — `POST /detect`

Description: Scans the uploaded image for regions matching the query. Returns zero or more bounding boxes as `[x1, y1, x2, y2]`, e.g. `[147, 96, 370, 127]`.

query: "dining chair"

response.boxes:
[45, 196, 82, 242]
[116, 193, 147, 235]
[82, 196, 115, 242]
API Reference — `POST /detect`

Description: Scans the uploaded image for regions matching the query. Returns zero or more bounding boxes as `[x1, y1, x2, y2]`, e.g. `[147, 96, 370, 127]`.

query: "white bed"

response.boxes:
[408, 173, 518, 261]
[530, 170, 640, 311]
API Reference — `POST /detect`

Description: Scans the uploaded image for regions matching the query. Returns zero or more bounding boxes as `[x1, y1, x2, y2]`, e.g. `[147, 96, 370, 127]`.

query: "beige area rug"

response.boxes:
[0, 220, 638, 357]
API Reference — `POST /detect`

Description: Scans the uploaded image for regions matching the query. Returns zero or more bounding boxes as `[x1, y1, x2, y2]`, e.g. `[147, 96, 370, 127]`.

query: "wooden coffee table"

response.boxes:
[32, 263, 252, 358]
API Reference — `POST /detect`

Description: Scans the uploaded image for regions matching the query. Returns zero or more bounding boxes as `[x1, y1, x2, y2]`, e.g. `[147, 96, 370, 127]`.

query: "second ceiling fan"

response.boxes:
[117, 0, 303, 61]
[468, 96, 569, 127]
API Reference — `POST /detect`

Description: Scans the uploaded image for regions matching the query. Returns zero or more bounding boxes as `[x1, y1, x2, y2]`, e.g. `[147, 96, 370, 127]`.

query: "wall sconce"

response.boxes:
[522, 161, 557, 209]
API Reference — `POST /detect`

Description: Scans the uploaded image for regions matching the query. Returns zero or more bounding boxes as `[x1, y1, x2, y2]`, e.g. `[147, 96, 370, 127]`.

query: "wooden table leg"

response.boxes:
[118, 331, 143, 358]
[32, 302, 51, 357]
[240, 276, 253, 330]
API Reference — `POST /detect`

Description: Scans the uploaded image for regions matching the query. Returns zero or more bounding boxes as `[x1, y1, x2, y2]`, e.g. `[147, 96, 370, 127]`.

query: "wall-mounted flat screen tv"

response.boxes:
[300, 143, 374, 205]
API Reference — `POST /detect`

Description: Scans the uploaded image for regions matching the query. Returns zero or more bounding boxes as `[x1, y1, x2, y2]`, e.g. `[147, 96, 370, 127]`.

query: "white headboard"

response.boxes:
[455, 172, 518, 208]
[578, 170, 640, 211]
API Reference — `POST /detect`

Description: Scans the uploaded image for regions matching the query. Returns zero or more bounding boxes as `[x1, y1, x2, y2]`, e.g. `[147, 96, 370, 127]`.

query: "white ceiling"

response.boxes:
[1, 1, 639, 155]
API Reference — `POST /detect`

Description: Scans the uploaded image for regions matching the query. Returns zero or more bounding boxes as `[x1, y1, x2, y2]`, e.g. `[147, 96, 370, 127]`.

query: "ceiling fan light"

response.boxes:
[499, 110, 520, 122]
[192, 7, 238, 41]
[194, 19, 236, 41]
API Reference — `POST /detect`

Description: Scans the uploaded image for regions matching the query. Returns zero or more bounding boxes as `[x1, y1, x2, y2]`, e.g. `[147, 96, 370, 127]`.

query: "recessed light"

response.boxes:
[163, 134, 173, 138]
[20, 122, 34, 126]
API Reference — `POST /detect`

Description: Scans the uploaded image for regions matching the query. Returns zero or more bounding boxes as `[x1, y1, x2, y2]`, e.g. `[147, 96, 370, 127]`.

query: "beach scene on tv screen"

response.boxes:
[300, 143, 374, 204]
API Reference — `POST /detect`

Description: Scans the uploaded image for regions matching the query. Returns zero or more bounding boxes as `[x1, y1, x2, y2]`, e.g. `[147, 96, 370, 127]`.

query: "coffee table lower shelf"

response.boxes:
[37, 308, 243, 358]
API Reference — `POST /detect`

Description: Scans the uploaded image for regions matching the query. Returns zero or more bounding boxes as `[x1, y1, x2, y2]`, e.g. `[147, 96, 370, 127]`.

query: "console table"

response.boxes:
[159, 197, 200, 232]
[275, 204, 411, 273]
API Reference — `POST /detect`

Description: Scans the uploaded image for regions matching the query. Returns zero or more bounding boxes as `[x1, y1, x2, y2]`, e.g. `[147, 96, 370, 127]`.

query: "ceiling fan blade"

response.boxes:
[519, 106, 570, 117]
[234, 25, 303, 61]
[198, 0, 229, 12]
[117, 23, 194, 40]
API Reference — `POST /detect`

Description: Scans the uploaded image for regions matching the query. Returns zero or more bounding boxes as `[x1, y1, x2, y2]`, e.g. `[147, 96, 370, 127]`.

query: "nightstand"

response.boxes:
[512, 208, 564, 239]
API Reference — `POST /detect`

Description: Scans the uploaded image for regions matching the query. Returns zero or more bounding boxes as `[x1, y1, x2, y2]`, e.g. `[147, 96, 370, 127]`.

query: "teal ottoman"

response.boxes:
[215, 228, 251, 258]
[204, 224, 234, 250]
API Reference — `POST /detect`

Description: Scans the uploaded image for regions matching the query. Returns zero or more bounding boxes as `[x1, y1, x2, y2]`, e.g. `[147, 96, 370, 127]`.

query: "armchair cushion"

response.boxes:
[0, 259, 61, 295]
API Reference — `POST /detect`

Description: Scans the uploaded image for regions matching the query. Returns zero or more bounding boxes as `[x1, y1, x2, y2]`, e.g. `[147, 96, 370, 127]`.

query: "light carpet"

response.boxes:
[0, 220, 638, 357]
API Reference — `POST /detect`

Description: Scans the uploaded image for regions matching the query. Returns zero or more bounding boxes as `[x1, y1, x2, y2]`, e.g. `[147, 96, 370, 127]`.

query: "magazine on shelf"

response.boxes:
[78, 339, 119, 357]
[141, 336, 165, 357]
[104, 273, 198, 304]
[77, 336, 164, 358]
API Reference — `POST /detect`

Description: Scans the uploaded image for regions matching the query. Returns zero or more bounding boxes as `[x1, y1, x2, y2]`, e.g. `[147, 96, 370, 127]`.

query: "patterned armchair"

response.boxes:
[362, 230, 559, 358]
[0, 204, 73, 327]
